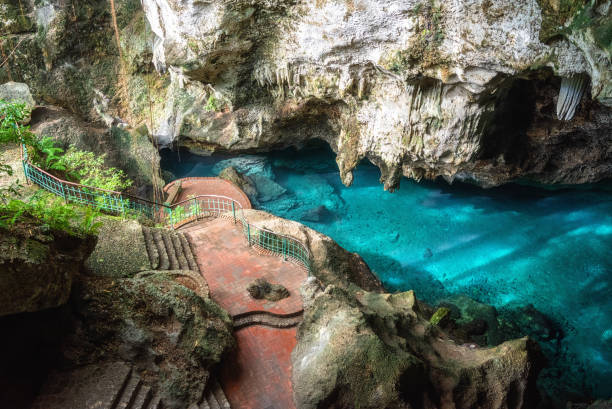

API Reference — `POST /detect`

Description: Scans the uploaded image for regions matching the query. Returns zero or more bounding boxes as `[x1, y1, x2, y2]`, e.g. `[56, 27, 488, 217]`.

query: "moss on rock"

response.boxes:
[70, 274, 234, 407]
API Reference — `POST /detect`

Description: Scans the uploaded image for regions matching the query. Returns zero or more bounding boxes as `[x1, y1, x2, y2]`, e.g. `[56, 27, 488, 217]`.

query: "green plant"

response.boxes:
[205, 94, 219, 112]
[0, 192, 102, 236]
[34, 136, 66, 171]
[0, 100, 36, 146]
[59, 149, 132, 191]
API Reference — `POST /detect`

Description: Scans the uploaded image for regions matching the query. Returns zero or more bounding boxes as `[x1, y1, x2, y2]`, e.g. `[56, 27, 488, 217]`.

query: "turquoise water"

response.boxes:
[161, 144, 612, 401]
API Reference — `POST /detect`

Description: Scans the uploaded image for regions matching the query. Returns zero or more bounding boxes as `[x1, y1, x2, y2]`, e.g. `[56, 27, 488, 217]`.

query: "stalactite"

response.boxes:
[556, 75, 588, 121]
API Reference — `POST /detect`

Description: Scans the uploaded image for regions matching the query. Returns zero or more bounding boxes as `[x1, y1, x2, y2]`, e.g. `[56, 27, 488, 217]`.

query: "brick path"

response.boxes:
[181, 215, 306, 409]
[183, 218, 305, 316]
[220, 327, 297, 409]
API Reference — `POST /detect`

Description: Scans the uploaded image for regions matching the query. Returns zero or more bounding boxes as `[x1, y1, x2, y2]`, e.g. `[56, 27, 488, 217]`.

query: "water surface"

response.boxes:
[161, 144, 612, 400]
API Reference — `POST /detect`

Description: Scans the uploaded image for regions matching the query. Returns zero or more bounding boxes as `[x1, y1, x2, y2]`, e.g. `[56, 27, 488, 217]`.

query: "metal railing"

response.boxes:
[21, 145, 311, 272]
[169, 195, 311, 271]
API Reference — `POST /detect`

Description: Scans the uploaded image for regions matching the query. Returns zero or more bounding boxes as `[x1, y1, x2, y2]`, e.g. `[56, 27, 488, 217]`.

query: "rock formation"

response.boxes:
[292, 281, 544, 409]
[0, 216, 234, 409]
[0, 215, 95, 316]
[138, 0, 611, 189]
[1, 0, 610, 191]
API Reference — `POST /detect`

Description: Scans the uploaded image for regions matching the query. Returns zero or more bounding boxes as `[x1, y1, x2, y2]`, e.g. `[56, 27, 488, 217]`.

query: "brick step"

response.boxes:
[232, 311, 303, 330]
[132, 384, 153, 409]
[160, 230, 180, 270]
[142, 227, 160, 270]
[152, 229, 170, 270]
[179, 233, 200, 272]
[171, 232, 190, 270]
[114, 370, 141, 409]
[30, 362, 164, 409]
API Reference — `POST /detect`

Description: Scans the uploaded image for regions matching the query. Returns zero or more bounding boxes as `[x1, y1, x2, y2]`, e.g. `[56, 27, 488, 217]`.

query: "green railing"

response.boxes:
[21, 145, 311, 272]
[170, 195, 311, 271]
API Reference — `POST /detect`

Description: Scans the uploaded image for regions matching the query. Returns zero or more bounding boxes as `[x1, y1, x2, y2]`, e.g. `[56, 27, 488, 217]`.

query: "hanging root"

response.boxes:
[556, 75, 588, 121]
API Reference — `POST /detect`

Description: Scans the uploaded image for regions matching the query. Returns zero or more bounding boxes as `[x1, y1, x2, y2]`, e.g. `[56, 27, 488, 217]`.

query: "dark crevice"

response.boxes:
[479, 77, 538, 164]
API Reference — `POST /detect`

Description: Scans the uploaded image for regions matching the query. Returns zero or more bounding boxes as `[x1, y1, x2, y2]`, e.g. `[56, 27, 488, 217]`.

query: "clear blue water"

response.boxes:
[161, 144, 612, 401]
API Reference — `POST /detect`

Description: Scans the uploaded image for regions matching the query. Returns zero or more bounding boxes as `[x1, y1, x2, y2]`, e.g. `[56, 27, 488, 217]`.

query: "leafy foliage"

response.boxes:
[59, 149, 132, 191]
[32, 136, 67, 171]
[205, 94, 220, 112]
[0, 100, 36, 146]
[0, 192, 102, 235]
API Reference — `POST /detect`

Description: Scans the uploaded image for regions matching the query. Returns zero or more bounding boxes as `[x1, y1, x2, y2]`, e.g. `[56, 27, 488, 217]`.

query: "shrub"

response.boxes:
[59, 149, 132, 192]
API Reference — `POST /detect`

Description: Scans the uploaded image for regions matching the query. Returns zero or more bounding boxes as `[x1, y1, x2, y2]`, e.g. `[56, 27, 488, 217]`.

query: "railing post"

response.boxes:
[22, 155, 30, 185]
[283, 238, 287, 261]
[120, 195, 126, 217]
[247, 224, 251, 246]
[232, 201, 236, 224]
[60, 182, 67, 203]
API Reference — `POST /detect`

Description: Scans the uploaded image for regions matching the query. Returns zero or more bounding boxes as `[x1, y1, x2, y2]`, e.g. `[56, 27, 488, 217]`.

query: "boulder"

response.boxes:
[85, 219, 151, 278]
[438, 294, 503, 346]
[300, 205, 332, 223]
[247, 278, 290, 302]
[218, 166, 258, 204]
[67, 274, 234, 408]
[0, 82, 35, 109]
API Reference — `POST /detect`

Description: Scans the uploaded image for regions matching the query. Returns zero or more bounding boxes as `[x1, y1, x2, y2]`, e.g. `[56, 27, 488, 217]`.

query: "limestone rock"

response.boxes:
[293, 285, 544, 409]
[139, 0, 611, 189]
[0, 81, 35, 109]
[68, 274, 234, 408]
[0, 217, 95, 316]
[218, 166, 258, 204]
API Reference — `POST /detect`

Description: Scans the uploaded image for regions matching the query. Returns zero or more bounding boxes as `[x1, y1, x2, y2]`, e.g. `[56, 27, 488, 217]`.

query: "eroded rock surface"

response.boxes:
[0, 217, 95, 316]
[293, 281, 544, 409]
[3, 0, 610, 189]
[139, 0, 611, 189]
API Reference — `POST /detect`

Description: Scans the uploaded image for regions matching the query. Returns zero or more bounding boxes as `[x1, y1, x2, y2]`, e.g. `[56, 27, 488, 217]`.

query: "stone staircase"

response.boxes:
[142, 227, 200, 272]
[232, 311, 303, 330]
[30, 362, 163, 409]
[191, 379, 231, 409]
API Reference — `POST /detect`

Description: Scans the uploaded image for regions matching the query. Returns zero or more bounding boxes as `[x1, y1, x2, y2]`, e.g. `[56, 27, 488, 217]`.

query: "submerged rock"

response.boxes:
[300, 205, 332, 223]
[250, 173, 287, 203]
[212, 156, 274, 179]
[218, 166, 258, 204]
[439, 294, 503, 346]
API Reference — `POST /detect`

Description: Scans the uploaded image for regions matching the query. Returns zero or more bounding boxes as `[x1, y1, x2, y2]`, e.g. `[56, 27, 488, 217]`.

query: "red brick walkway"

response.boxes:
[183, 218, 305, 316]
[181, 216, 306, 409]
[220, 327, 297, 409]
